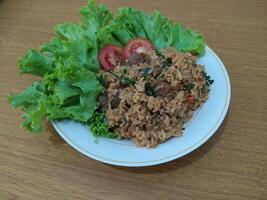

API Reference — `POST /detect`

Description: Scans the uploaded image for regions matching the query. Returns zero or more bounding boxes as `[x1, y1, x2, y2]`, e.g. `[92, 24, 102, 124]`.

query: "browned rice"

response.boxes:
[102, 48, 210, 148]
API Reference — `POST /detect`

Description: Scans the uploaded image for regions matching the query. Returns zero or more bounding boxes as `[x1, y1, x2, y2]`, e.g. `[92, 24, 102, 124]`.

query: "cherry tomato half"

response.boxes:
[98, 45, 124, 71]
[187, 95, 195, 104]
[123, 38, 155, 60]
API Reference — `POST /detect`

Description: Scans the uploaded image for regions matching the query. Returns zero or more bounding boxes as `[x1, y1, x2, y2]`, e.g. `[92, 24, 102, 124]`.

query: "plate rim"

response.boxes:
[52, 45, 231, 167]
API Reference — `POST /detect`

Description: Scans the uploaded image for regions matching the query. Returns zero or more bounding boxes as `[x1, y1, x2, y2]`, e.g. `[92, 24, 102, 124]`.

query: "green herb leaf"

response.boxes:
[202, 72, 214, 86]
[121, 76, 136, 86]
[184, 83, 195, 92]
[145, 81, 155, 96]
[120, 67, 128, 75]
[140, 67, 153, 79]
[161, 58, 172, 68]
[109, 71, 136, 86]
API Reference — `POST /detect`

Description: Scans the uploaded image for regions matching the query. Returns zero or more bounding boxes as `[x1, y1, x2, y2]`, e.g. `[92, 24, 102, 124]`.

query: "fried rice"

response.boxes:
[99, 48, 211, 148]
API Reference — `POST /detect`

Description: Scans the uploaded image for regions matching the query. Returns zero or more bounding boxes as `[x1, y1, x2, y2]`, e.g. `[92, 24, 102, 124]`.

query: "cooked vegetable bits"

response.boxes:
[100, 48, 211, 147]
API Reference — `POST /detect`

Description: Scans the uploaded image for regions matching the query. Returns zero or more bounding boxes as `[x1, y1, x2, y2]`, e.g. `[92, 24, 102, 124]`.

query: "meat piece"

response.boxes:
[166, 91, 176, 100]
[153, 66, 162, 77]
[127, 53, 150, 65]
[110, 91, 121, 109]
[98, 92, 109, 110]
[152, 81, 171, 97]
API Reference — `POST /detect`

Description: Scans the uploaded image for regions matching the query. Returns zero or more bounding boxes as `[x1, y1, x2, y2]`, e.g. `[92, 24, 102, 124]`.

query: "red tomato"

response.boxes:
[98, 45, 124, 71]
[187, 95, 195, 104]
[123, 38, 155, 60]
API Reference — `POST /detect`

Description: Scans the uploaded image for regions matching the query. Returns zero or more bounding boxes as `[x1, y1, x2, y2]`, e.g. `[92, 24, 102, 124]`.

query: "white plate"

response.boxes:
[52, 46, 231, 167]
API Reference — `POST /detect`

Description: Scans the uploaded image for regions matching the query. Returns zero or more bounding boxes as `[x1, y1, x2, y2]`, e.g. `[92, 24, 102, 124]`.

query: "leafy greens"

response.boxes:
[97, 8, 205, 55]
[9, 0, 205, 135]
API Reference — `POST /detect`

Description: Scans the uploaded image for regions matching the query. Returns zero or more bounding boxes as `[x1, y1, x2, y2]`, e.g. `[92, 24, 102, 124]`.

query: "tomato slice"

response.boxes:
[123, 38, 155, 60]
[98, 45, 124, 71]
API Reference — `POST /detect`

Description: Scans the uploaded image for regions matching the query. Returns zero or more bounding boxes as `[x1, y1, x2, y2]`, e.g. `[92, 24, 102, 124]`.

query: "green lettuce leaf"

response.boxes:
[97, 8, 205, 55]
[19, 50, 54, 76]
[9, 82, 45, 110]
[43, 65, 103, 122]
[171, 24, 205, 55]
[97, 22, 134, 48]
[9, 82, 47, 132]
[9, 0, 206, 134]
[9, 0, 109, 133]
[79, 0, 113, 71]
[42, 23, 97, 72]
[80, 0, 113, 34]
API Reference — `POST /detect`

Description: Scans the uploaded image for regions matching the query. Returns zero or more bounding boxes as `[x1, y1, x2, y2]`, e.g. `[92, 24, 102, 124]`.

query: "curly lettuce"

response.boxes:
[97, 8, 205, 55]
[9, 0, 107, 133]
[9, 0, 206, 134]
